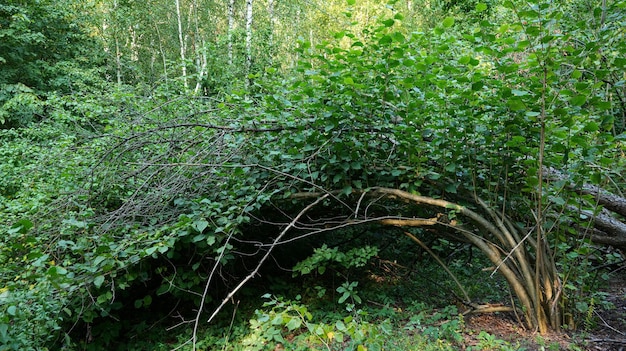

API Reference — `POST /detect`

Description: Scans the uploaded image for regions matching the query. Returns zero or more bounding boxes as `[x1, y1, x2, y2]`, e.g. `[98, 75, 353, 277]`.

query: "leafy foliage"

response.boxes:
[0, 0, 625, 349]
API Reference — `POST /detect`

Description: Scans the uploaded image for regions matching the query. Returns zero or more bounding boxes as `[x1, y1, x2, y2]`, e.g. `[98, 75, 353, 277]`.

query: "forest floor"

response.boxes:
[584, 268, 626, 351]
[462, 268, 626, 351]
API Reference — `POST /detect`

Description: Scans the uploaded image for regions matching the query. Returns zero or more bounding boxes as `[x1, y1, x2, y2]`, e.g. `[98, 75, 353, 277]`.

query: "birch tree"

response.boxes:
[267, 0, 275, 64]
[228, 0, 235, 66]
[245, 0, 253, 86]
[175, 0, 188, 88]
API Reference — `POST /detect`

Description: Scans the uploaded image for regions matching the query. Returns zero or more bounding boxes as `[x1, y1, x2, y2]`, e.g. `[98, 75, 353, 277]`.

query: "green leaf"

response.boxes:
[207, 235, 216, 246]
[338, 292, 350, 304]
[346, 0, 355, 4]
[7, 306, 17, 316]
[392, 32, 405, 43]
[458, 56, 471, 64]
[94, 275, 105, 288]
[192, 220, 209, 233]
[8, 219, 33, 234]
[382, 19, 394, 27]
[570, 95, 587, 106]
[476, 3, 488, 12]
[442, 17, 455, 28]
[342, 186, 353, 196]
[507, 98, 526, 111]
[378, 35, 392, 45]
[445, 184, 457, 194]
[286, 317, 301, 331]
[583, 122, 599, 132]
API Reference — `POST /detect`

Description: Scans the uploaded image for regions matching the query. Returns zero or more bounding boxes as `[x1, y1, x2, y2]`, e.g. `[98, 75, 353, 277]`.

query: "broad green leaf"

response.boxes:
[445, 184, 457, 194]
[382, 19, 394, 27]
[8, 219, 33, 234]
[476, 3, 488, 12]
[286, 317, 301, 331]
[342, 186, 353, 196]
[442, 17, 455, 28]
[458, 56, 471, 64]
[346, 0, 355, 4]
[583, 121, 599, 132]
[507, 98, 526, 111]
[94, 275, 105, 288]
[570, 95, 587, 106]
[207, 235, 216, 246]
[392, 32, 405, 43]
[192, 220, 209, 233]
[511, 89, 529, 96]
[378, 35, 392, 44]
[7, 306, 17, 316]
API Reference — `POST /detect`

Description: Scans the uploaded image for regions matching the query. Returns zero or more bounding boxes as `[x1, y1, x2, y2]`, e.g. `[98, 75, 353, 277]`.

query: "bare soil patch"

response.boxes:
[462, 268, 626, 350]
[585, 268, 626, 351]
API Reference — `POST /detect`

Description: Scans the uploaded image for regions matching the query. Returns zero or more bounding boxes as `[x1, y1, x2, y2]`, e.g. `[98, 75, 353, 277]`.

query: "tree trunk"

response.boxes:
[175, 0, 188, 89]
[228, 0, 235, 66]
[357, 188, 562, 332]
[267, 0, 275, 64]
[153, 22, 168, 83]
[543, 167, 626, 250]
[192, 0, 207, 93]
[245, 0, 253, 87]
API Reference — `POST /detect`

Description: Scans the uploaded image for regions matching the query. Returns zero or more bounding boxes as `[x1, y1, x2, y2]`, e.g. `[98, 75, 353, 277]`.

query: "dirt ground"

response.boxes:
[585, 267, 626, 351]
[463, 268, 626, 351]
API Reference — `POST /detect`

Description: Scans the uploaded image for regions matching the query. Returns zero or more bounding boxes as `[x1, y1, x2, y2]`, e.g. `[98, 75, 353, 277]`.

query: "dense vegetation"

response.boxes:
[1, 0, 625, 350]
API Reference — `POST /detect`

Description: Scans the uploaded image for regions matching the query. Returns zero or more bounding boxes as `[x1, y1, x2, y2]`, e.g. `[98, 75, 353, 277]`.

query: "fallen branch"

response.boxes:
[192, 194, 329, 350]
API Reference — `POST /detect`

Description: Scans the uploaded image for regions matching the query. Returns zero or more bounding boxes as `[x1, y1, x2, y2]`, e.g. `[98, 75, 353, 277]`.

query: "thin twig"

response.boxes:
[190, 194, 329, 350]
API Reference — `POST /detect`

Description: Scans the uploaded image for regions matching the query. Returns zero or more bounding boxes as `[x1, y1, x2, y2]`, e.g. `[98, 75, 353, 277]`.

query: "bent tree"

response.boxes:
[81, 2, 624, 342]
[5, 1, 624, 349]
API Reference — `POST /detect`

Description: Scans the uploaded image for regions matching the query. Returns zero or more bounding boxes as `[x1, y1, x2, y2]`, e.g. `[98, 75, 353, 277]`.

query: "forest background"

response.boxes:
[1, 0, 625, 350]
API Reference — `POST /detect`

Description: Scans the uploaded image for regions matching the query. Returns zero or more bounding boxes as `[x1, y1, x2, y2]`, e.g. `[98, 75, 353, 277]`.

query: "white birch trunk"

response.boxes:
[245, 0, 253, 87]
[154, 23, 168, 82]
[129, 25, 138, 61]
[110, 0, 122, 85]
[115, 35, 122, 85]
[227, 0, 235, 66]
[293, 7, 301, 67]
[192, 0, 207, 93]
[268, 0, 274, 64]
[175, 0, 188, 89]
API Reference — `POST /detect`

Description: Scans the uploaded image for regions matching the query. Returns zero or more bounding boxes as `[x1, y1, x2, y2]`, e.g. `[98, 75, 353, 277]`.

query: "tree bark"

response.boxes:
[543, 167, 626, 250]
[267, 0, 275, 64]
[245, 0, 253, 87]
[175, 0, 188, 89]
[364, 187, 560, 331]
[228, 0, 235, 66]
